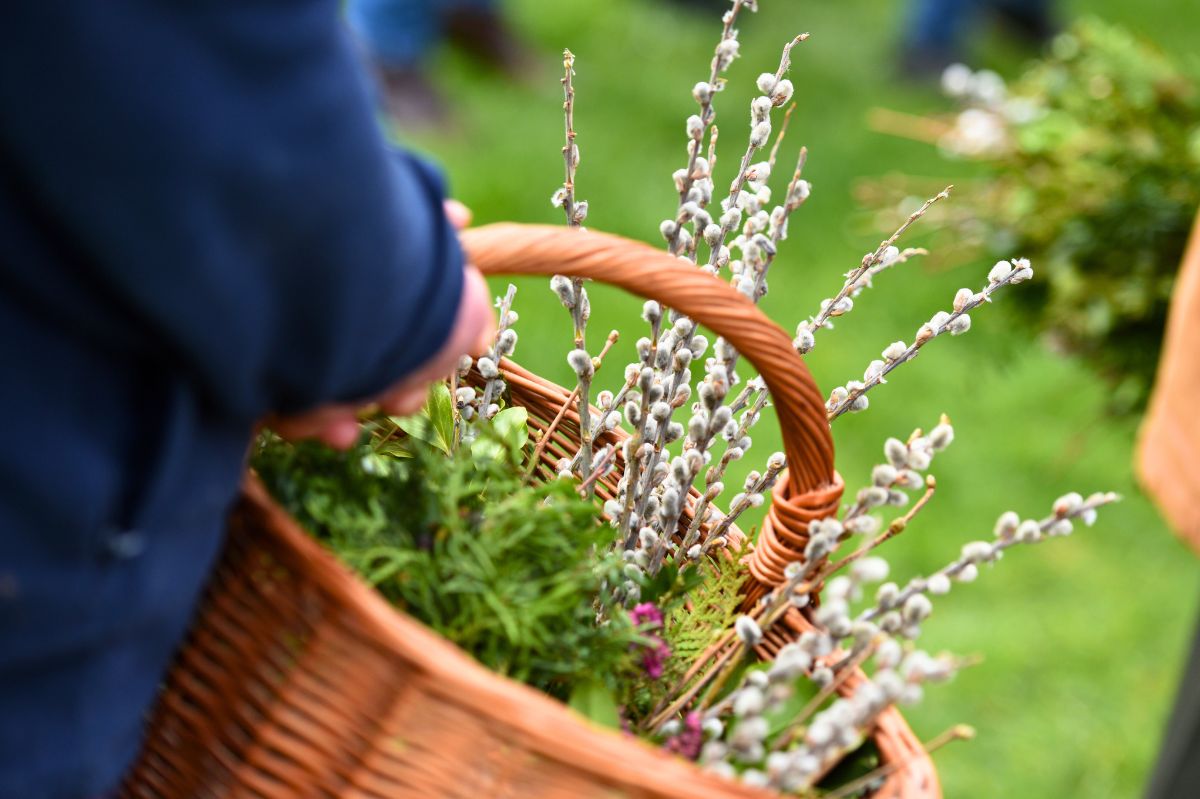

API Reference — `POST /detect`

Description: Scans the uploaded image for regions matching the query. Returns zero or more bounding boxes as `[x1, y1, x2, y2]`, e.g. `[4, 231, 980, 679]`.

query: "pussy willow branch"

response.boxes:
[480, 285, 517, 412]
[767, 102, 797, 171]
[560, 49, 580, 234]
[826, 264, 1024, 421]
[665, 0, 748, 256]
[822, 725, 976, 799]
[527, 330, 619, 481]
[768, 643, 877, 753]
[706, 33, 808, 268]
[807, 186, 951, 335]
[681, 386, 768, 553]
[558, 49, 596, 480]
[859, 493, 1118, 624]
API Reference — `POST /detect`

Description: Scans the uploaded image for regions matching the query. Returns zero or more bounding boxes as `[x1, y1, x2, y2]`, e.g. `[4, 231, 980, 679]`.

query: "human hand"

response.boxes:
[267, 202, 494, 448]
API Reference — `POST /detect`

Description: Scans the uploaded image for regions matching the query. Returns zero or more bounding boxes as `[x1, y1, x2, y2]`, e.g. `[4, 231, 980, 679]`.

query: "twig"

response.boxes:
[808, 187, 951, 335]
[664, 0, 750, 256]
[577, 445, 615, 498]
[705, 33, 810, 268]
[822, 725, 976, 799]
[822, 477, 937, 578]
[525, 330, 619, 481]
[770, 643, 877, 752]
[859, 492, 1119, 624]
[768, 102, 797, 170]
[826, 261, 1025, 421]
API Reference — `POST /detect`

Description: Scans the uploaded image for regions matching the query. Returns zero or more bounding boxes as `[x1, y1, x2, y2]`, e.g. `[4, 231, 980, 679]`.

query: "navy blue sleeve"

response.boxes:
[0, 0, 464, 420]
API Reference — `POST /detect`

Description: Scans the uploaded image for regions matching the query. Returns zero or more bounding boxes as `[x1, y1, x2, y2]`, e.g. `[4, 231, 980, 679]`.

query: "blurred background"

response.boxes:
[374, 1, 1198, 795]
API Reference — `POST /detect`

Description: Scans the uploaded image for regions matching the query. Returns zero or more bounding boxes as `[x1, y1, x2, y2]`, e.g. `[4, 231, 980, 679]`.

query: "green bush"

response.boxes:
[868, 19, 1200, 410]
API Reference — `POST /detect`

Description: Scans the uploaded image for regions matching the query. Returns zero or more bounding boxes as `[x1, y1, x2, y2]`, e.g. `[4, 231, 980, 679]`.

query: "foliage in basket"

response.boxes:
[252, 398, 642, 699]
[860, 18, 1200, 411]
[259, 2, 1121, 795]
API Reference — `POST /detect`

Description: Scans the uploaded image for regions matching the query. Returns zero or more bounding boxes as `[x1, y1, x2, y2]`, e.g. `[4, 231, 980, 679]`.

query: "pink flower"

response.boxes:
[631, 602, 664, 628]
[630, 602, 670, 679]
[664, 712, 704, 760]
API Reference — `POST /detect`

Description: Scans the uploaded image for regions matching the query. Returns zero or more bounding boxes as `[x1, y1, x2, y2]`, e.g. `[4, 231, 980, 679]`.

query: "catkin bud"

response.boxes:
[903, 594, 933, 624]
[927, 573, 952, 595]
[735, 615, 763, 647]
[882, 341, 908, 362]
[884, 437, 909, 468]
[948, 314, 972, 335]
[750, 121, 772, 149]
[686, 114, 704, 140]
[994, 511, 1020, 539]
[1015, 519, 1042, 543]
[714, 37, 740, 70]
[794, 324, 816, 354]
[953, 288, 975, 312]
[1053, 492, 1083, 516]
[961, 540, 994, 564]
[567, 349, 593, 379]
[1010, 257, 1034, 283]
[476, 357, 499, 379]
[851, 557, 890, 584]
[872, 464, 897, 487]
[770, 78, 794, 105]
[987, 260, 1013, 284]
[550, 274, 575, 307]
[1048, 518, 1073, 537]
[929, 422, 954, 451]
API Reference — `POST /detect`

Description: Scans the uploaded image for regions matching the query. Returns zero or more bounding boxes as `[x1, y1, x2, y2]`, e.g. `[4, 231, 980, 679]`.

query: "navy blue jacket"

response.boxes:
[0, 2, 464, 796]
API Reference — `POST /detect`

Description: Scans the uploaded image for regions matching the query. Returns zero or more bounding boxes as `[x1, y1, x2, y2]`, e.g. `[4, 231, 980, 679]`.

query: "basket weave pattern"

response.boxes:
[119, 224, 939, 798]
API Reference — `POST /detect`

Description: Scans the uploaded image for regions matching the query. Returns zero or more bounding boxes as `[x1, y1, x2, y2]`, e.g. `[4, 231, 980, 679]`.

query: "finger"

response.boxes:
[379, 383, 430, 417]
[461, 266, 496, 355]
[314, 416, 364, 450]
[444, 199, 472, 230]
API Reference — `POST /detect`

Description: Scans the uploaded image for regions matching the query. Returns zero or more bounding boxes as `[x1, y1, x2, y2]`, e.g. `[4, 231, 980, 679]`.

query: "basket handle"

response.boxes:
[460, 223, 835, 499]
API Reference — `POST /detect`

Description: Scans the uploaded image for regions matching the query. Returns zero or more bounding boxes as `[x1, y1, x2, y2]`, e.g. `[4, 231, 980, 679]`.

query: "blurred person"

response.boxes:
[0, 3, 493, 797]
[901, 0, 1059, 77]
[346, 0, 529, 126]
[1139, 210, 1200, 799]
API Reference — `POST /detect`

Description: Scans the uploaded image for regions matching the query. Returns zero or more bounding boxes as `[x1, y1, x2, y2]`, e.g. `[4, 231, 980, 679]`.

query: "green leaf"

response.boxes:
[492, 406, 529, 455]
[763, 672, 821, 738]
[395, 384, 455, 455]
[470, 435, 505, 461]
[567, 678, 622, 730]
[426, 382, 455, 452]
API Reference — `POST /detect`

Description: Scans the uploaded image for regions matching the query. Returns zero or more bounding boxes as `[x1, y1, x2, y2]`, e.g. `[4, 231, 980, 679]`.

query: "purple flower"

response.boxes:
[639, 638, 671, 680]
[664, 712, 704, 760]
[631, 602, 664, 628]
[630, 602, 670, 679]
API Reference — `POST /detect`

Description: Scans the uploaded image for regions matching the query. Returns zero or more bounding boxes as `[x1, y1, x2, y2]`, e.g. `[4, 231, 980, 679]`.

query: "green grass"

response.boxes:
[405, 2, 1199, 796]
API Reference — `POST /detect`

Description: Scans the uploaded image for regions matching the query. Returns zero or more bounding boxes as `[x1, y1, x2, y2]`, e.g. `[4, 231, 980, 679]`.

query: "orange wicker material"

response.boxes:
[119, 224, 939, 798]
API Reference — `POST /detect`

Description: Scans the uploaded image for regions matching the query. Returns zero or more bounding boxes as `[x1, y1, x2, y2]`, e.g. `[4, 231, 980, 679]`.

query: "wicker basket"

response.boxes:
[118, 224, 940, 798]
